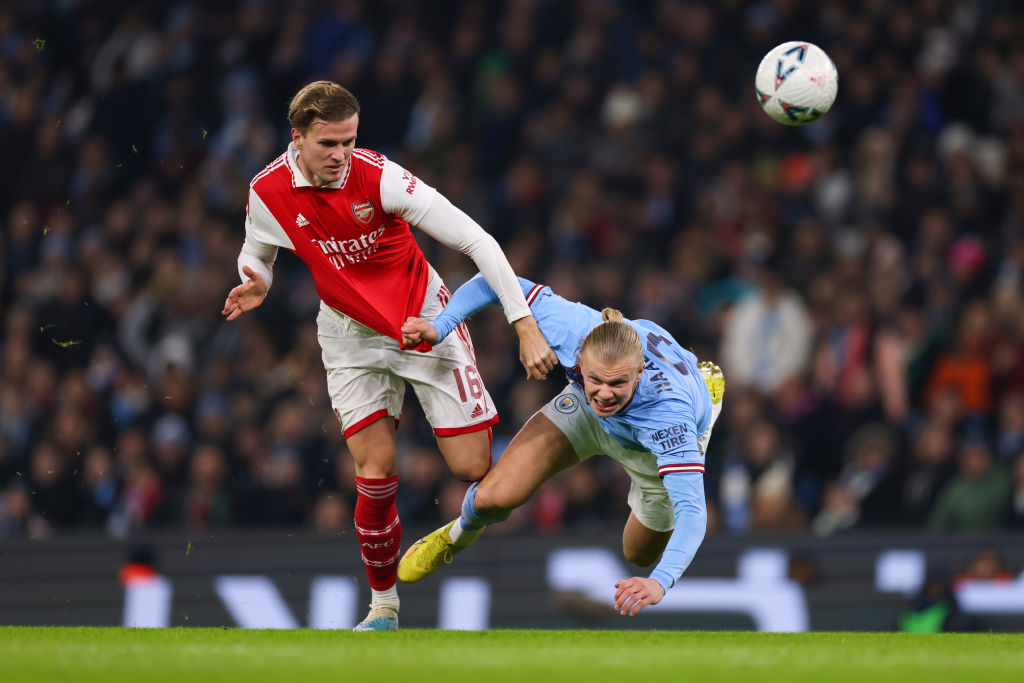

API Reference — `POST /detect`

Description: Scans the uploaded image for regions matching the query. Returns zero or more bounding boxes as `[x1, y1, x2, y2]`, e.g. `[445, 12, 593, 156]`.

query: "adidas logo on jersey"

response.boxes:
[296, 213, 310, 227]
[470, 403, 484, 419]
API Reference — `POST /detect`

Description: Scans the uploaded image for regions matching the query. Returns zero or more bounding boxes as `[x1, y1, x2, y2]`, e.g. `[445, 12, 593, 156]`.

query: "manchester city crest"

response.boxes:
[351, 200, 374, 224]
[555, 393, 579, 414]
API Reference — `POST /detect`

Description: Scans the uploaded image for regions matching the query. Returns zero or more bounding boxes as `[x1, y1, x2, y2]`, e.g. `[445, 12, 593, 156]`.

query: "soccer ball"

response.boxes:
[754, 41, 838, 126]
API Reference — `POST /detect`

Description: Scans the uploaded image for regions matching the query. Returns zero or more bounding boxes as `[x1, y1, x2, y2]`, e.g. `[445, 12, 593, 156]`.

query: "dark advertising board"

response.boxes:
[2, 530, 1022, 631]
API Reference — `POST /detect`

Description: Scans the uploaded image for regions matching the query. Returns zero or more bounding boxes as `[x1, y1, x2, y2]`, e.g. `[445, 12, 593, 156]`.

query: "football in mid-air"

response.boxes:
[755, 41, 838, 125]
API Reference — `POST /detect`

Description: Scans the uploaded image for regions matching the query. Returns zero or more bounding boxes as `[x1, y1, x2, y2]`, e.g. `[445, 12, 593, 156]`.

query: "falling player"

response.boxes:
[222, 81, 556, 631]
[398, 275, 724, 617]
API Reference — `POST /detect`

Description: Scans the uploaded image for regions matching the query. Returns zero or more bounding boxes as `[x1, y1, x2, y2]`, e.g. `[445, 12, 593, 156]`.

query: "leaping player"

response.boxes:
[398, 274, 724, 617]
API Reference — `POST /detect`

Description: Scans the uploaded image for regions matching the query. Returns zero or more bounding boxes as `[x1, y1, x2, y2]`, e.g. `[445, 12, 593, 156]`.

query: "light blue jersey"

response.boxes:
[433, 275, 714, 592]
[434, 275, 713, 470]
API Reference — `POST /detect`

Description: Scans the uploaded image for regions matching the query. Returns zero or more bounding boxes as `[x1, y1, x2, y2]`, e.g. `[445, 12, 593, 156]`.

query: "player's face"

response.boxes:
[579, 351, 643, 417]
[292, 115, 359, 187]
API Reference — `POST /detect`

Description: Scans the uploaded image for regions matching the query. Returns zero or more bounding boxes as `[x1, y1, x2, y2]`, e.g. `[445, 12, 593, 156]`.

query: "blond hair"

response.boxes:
[288, 81, 360, 134]
[578, 308, 643, 369]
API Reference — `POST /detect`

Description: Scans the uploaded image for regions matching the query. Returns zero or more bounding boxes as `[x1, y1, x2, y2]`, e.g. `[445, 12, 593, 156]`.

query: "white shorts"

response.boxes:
[539, 383, 722, 532]
[317, 272, 498, 439]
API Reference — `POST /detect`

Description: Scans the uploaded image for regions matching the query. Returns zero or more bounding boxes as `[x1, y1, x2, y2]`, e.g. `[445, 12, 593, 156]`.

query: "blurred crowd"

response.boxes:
[1, 0, 1023, 542]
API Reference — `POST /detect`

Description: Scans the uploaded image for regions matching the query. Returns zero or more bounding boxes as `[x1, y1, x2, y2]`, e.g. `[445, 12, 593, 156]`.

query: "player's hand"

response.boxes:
[401, 316, 439, 348]
[222, 266, 267, 321]
[613, 577, 666, 617]
[513, 316, 557, 380]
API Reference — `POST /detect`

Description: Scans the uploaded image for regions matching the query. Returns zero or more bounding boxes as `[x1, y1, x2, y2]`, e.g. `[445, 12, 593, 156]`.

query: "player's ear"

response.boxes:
[291, 128, 303, 146]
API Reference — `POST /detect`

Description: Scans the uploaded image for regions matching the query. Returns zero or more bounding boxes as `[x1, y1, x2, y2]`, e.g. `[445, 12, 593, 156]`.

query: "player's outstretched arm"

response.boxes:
[615, 472, 707, 616]
[411, 194, 556, 375]
[222, 266, 267, 321]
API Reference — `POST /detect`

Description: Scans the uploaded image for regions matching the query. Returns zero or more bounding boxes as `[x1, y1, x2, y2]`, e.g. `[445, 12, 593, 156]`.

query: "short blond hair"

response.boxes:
[288, 81, 360, 134]
[578, 308, 643, 369]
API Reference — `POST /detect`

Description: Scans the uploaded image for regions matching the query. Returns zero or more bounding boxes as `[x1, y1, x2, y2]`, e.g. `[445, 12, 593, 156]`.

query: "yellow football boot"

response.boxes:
[398, 519, 473, 583]
[697, 361, 725, 405]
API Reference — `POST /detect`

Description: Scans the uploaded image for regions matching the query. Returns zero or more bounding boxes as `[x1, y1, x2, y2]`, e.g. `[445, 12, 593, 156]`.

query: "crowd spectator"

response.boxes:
[901, 420, 957, 524]
[928, 439, 1012, 532]
[1, 0, 1023, 539]
[720, 255, 813, 395]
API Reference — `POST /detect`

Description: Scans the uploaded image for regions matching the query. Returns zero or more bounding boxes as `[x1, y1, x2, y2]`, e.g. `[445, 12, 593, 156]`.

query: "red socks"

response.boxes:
[354, 475, 401, 590]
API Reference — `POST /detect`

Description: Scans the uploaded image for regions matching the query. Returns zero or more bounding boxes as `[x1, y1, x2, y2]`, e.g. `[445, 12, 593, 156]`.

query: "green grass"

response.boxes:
[1, 627, 1021, 682]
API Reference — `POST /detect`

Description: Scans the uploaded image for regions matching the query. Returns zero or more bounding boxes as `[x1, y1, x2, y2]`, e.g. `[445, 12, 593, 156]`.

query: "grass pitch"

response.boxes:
[1, 627, 1021, 682]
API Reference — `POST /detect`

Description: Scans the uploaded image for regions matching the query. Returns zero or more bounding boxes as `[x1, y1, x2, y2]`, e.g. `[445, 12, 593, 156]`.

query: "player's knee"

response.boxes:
[623, 544, 660, 567]
[450, 456, 490, 483]
[438, 430, 492, 482]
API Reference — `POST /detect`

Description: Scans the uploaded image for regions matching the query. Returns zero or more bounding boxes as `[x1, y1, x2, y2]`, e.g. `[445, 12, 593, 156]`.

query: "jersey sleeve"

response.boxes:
[378, 158, 439, 224]
[380, 158, 532, 324]
[634, 397, 703, 474]
[432, 275, 541, 342]
[430, 275, 600, 368]
[527, 289, 602, 368]
[246, 187, 296, 251]
[649, 472, 708, 592]
[237, 237, 278, 290]
[237, 187, 293, 290]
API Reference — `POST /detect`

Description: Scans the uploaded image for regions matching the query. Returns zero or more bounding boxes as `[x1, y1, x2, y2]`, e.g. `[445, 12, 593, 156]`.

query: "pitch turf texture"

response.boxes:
[2, 628, 1020, 682]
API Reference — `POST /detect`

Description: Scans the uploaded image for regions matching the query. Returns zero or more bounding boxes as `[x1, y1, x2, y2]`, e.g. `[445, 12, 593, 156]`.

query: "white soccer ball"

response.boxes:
[754, 41, 838, 126]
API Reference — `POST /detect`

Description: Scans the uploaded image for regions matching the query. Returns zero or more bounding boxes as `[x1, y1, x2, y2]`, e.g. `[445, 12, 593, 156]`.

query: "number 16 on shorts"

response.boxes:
[452, 366, 483, 403]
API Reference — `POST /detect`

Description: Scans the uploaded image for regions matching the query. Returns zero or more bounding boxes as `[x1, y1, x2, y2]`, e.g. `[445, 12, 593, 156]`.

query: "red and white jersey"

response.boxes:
[246, 143, 440, 341]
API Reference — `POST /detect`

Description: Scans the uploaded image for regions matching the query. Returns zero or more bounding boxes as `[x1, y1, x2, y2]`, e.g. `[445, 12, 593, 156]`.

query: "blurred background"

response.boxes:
[1, 0, 1023, 630]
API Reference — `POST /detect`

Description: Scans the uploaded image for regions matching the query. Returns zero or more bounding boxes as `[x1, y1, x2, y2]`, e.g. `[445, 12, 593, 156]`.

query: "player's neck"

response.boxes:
[295, 152, 337, 188]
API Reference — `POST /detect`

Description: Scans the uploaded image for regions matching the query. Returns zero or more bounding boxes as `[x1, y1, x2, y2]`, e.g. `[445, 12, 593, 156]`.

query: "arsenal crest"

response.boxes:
[351, 200, 374, 224]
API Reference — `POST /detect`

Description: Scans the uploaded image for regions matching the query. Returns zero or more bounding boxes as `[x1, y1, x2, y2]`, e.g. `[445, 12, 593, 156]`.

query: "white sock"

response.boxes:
[448, 519, 484, 547]
[371, 585, 399, 609]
